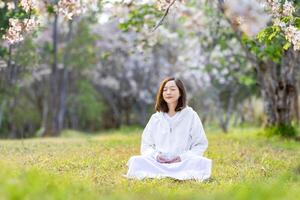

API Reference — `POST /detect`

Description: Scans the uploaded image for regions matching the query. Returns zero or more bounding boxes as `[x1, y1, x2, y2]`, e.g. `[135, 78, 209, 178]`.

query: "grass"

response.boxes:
[0, 126, 299, 200]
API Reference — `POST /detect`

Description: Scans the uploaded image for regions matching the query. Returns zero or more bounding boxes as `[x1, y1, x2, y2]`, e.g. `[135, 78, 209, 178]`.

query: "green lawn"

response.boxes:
[0, 127, 299, 200]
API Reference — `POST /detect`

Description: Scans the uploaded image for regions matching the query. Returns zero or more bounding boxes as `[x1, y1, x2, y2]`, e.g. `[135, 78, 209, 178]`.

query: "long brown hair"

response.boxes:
[155, 77, 187, 112]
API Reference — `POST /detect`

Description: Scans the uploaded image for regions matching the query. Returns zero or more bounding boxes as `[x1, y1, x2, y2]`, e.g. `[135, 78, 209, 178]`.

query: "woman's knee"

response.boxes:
[128, 155, 148, 165]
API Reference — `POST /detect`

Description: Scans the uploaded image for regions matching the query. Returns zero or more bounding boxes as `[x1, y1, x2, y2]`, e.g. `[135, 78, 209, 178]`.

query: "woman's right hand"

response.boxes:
[156, 155, 171, 163]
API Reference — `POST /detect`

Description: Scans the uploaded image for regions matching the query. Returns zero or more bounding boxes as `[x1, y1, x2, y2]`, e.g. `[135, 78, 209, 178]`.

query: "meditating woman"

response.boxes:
[125, 77, 212, 181]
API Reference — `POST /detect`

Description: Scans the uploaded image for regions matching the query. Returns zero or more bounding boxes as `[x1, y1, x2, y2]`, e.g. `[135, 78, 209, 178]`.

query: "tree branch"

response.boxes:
[152, 0, 177, 32]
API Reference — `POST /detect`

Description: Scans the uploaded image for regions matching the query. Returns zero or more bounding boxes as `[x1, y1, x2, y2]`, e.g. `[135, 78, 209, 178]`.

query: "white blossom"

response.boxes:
[7, 2, 15, 10]
[20, 0, 38, 12]
[0, 1, 5, 9]
[284, 25, 300, 50]
[265, 0, 299, 51]
[2, 17, 38, 44]
[282, 1, 295, 16]
[55, 0, 98, 20]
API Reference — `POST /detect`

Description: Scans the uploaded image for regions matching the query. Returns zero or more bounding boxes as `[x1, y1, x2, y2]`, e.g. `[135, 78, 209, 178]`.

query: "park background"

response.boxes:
[0, 0, 300, 199]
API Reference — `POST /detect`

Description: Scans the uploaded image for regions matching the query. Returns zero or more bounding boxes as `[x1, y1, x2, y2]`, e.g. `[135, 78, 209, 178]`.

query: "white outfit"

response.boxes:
[125, 106, 212, 181]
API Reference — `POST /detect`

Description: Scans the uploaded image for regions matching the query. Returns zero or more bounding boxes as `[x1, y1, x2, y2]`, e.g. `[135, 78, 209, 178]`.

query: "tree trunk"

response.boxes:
[256, 49, 299, 128]
[94, 85, 122, 128]
[57, 20, 73, 131]
[45, 13, 59, 136]
[216, 0, 300, 136]
[0, 100, 6, 129]
[135, 101, 149, 126]
[214, 86, 238, 133]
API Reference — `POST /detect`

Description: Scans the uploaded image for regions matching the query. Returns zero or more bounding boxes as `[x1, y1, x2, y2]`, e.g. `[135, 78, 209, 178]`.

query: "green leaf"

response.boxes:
[268, 26, 280, 41]
[283, 42, 291, 50]
[294, 17, 300, 29]
[239, 75, 255, 86]
[281, 16, 292, 23]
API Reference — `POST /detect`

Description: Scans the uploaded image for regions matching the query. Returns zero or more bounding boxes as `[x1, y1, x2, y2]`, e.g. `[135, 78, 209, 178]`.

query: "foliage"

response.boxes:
[242, 26, 288, 63]
[68, 80, 106, 131]
[263, 123, 298, 137]
[0, 3, 32, 37]
[119, 4, 162, 32]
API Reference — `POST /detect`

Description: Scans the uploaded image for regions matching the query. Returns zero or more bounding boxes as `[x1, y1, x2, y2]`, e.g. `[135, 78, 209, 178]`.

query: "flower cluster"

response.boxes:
[55, 0, 83, 20]
[1, 0, 39, 44]
[223, 0, 271, 37]
[20, 0, 38, 12]
[55, 0, 98, 20]
[223, 0, 300, 51]
[2, 18, 38, 44]
[265, 0, 300, 50]
[156, 0, 186, 11]
[1, 0, 97, 44]
[282, 25, 300, 50]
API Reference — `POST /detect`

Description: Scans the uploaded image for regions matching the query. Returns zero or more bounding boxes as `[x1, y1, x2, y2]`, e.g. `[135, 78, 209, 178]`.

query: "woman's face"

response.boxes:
[162, 80, 181, 104]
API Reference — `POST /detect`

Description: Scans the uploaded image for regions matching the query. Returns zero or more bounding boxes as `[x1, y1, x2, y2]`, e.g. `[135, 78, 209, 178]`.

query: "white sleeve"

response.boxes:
[179, 111, 208, 160]
[140, 115, 159, 159]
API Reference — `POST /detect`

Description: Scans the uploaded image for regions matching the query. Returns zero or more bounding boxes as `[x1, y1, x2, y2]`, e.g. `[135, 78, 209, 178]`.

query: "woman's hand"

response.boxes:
[156, 155, 181, 164]
[167, 156, 181, 163]
[156, 155, 168, 163]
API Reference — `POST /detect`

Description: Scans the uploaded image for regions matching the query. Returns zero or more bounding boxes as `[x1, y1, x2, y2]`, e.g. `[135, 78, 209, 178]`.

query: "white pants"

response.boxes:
[125, 155, 212, 181]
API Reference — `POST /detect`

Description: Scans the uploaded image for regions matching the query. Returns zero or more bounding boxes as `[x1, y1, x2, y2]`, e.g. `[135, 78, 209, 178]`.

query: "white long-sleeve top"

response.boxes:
[140, 106, 208, 161]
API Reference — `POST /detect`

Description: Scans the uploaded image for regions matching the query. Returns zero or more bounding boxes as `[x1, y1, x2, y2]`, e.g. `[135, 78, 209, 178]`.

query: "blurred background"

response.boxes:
[0, 0, 300, 138]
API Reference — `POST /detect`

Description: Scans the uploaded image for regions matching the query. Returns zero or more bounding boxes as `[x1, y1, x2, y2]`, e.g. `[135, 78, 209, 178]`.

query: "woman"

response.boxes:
[125, 77, 212, 181]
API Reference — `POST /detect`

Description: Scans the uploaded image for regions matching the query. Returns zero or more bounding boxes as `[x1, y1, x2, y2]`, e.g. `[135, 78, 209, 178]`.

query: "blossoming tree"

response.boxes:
[1, 0, 300, 137]
[154, 0, 300, 136]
